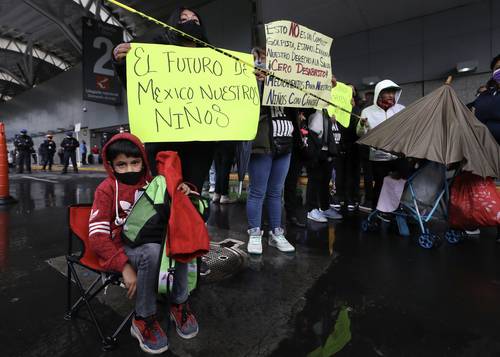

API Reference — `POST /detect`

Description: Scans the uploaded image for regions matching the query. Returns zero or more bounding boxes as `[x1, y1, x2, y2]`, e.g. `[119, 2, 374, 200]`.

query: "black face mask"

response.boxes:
[114, 171, 143, 185]
[176, 20, 204, 43]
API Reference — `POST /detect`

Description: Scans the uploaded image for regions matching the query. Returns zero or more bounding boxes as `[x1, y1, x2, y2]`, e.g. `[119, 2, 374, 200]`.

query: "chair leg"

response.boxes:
[66, 259, 72, 317]
[66, 272, 102, 317]
[65, 263, 108, 345]
[111, 310, 134, 339]
[65, 263, 130, 349]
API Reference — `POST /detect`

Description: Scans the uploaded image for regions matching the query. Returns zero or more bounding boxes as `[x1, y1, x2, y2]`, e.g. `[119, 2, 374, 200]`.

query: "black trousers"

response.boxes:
[42, 153, 54, 170]
[334, 149, 360, 204]
[359, 146, 374, 203]
[63, 151, 78, 172]
[145, 141, 216, 193]
[81, 153, 87, 165]
[284, 148, 304, 217]
[306, 160, 334, 211]
[17, 150, 31, 173]
[213, 142, 236, 195]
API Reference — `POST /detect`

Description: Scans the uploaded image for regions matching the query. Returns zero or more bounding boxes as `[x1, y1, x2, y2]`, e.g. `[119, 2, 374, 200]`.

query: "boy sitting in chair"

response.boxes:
[89, 133, 199, 354]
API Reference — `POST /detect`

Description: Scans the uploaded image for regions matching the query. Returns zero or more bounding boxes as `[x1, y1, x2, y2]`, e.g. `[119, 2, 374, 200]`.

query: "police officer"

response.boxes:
[40, 134, 57, 171]
[60, 132, 79, 174]
[14, 129, 34, 174]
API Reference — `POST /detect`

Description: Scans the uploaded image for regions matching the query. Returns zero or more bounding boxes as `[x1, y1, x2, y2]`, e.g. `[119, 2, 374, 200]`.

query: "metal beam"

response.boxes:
[0, 37, 70, 70]
[23, 0, 83, 54]
[73, 0, 133, 41]
[0, 68, 29, 88]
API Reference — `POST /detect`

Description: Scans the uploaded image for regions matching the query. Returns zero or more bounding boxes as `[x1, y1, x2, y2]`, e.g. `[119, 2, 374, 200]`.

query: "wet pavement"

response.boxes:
[1, 171, 500, 356]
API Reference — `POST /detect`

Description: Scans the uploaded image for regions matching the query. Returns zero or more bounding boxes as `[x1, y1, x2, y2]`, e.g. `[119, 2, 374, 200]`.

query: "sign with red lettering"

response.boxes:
[263, 20, 333, 108]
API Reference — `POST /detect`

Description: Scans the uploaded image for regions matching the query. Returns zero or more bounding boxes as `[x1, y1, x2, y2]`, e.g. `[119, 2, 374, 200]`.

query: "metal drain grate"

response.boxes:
[201, 239, 247, 283]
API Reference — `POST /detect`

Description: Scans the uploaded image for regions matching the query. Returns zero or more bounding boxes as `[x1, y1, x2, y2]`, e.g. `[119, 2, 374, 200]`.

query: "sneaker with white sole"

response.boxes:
[320, 208, 343, 220]
[307, 209, 328, 223]
[247, 228, 263, 254]
[465, 229, 480, 236]
[170, 302, 199, 339]
[212, 193, 221, 203]
[347, 202, 359, 212]
[220, 195, 237, 204]
[130, 317, 169, 354]
[268, 228, 295, 252]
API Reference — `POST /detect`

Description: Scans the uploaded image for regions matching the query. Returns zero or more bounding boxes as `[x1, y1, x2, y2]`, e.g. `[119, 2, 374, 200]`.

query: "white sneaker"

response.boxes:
[321, 208, 343, 220]
[307, 209, 327, 223]
[212, 193, 221, 203]
[208, 185, 215, 193]
[268, 228, 295, 252]
[247, 228, 263, 254]
[220, 195, 237, 204]
[465, 229, 480, 235]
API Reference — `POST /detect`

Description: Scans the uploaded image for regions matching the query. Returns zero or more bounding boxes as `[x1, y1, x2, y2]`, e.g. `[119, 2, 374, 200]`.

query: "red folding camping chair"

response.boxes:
[65, 204, 133, 350]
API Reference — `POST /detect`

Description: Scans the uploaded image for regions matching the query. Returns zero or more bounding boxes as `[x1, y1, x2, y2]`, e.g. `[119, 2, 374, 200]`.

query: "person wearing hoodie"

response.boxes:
[112, 8, 215, 276]
[89, 133, 198, 354]
[356, 79, 405, 208]
[111, 7, 215, 191]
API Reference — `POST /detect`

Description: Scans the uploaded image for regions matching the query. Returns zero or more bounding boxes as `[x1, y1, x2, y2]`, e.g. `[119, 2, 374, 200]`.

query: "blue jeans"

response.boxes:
[247, 153, 291, 230]
[124, 243, 188, 318]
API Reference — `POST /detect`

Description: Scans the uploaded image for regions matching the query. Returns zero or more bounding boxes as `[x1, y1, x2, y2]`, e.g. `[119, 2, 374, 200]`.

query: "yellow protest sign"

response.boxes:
[263, 20, 333, 108]
[126, 43, 260, 143]
[327, 82, 353, 128]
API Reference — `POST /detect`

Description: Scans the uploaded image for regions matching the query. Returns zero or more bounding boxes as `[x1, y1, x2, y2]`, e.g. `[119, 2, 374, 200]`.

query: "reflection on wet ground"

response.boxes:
[1, 172, 500, 356]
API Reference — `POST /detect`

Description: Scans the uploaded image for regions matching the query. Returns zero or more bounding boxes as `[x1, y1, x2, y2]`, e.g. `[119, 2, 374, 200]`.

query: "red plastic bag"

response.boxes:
[449, 172, 500, 229]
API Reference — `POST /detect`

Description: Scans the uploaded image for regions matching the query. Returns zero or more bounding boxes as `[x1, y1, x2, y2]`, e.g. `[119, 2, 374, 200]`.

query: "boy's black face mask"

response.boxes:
[114, 171, 143, 185]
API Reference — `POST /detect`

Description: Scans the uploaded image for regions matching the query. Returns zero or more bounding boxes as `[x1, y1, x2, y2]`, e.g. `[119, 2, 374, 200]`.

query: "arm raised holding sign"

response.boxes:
[109, 8, 217, 353]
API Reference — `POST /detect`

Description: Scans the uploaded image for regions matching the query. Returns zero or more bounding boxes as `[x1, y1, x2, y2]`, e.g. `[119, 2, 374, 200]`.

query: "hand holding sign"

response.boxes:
[326, 82, 353, 128]
[263, 20, 333, 108]
[126, 43, 260, 143]
[113, 43, 131, 62]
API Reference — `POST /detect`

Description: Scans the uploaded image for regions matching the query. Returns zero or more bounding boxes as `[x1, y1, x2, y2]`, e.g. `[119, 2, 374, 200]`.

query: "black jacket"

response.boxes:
[305, 110, 339, 167]
[14, 134, 33, 151]
[473, 85, 500, 145]
[40, 140, 56, 155]
[61, 137, 79, 152]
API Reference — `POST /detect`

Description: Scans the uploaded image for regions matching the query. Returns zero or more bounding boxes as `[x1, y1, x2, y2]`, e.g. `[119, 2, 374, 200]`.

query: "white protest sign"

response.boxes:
[263, 20, 333, 108]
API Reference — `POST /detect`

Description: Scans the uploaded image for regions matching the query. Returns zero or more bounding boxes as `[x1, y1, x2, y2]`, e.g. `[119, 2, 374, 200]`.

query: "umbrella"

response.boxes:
[235, 141, 252, 196]
[357, 85, 500, 178]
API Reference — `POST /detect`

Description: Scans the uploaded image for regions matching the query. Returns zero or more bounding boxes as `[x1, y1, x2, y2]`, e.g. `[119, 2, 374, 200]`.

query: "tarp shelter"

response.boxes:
[357, 85, 500, 178]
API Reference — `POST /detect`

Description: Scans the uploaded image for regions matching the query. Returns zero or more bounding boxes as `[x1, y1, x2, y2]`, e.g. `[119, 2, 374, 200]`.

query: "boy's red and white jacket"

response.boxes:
[88, 133, 152, 273]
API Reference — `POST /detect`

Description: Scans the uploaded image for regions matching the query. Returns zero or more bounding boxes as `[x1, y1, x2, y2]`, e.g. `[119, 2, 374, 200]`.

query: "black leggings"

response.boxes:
[213, 142, 236, 195]
[145, 141, 216, 192]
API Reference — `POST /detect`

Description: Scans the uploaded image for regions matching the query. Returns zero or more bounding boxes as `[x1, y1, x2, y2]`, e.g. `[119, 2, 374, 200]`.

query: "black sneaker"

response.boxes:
[347, 202, 359, 212]
[359, 200, 373, 212]
[330, 199, 343, 211]
[287, 216, 306, 228]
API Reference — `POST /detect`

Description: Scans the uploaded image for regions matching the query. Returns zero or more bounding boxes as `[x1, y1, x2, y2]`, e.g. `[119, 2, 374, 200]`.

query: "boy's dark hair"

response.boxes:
[490, 54, 500, 70]
[106, 139, 142, 163]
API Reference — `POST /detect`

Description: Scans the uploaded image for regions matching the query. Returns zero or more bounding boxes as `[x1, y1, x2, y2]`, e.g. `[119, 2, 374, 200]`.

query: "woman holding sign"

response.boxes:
[246, 47, 296, 255]
[111, 7, 213, 353]
[112, 7, 215, 191]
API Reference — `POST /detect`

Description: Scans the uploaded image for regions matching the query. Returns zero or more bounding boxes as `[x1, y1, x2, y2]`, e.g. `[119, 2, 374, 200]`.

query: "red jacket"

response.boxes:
[88, 133, 152, 272]
[156, 151, 210, 263]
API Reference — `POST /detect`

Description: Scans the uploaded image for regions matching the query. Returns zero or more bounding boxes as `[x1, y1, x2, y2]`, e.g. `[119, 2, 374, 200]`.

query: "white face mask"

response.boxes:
[493, 68, 500, 82]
